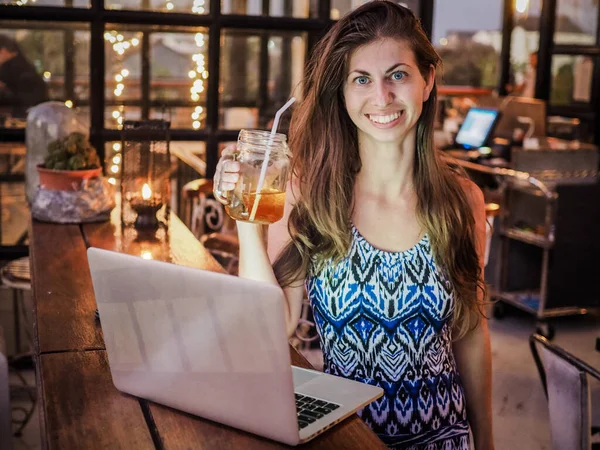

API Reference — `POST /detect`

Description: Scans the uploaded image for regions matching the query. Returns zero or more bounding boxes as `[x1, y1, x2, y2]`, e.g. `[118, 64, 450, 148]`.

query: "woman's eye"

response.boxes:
[392, 71, 406, 81]
[355, 76, 369, 85]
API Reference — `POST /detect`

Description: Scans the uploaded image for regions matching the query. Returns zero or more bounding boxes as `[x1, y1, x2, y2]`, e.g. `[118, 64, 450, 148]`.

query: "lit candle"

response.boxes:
[142, 183, 152, 200]
[131, 182, 162, 229]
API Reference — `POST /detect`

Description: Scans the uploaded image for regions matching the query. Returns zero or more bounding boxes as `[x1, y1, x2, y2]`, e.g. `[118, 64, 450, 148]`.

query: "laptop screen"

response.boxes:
[455, 107, 500, 149]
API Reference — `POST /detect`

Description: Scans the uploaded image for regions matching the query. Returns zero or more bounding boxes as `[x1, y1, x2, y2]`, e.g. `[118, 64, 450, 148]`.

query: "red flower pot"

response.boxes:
[37, 165, 102, 191]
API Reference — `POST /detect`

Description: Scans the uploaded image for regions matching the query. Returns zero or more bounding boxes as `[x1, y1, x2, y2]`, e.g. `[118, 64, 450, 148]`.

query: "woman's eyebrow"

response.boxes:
[348, 63, 411, 76]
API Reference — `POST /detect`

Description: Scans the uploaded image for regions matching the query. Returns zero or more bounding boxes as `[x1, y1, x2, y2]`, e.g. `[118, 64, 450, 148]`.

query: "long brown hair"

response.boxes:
[274, 0, 484, 338]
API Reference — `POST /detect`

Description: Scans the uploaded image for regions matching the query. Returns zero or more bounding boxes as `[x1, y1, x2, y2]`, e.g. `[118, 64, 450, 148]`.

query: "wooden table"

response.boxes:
[30, 209, 386, 449]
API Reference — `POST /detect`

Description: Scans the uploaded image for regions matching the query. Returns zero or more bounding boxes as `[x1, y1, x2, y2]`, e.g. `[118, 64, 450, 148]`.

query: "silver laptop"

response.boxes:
[87, 247, 383, 446]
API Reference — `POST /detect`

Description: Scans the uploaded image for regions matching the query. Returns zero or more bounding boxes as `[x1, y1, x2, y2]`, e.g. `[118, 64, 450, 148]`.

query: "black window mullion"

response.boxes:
[205, 0, 222, 179]
[258, 33, 270, 129]
[418, 0, 434, 41]
[141, 30, 151, 120]
[280, 2, 293, 105]
[535, 0, 557, 101]
[318, 0, 330, 21]
[597, 2, 600, 47]
[553, 45, 600, 56]
[497, 0, 514, 96]
[90, 0, 106, 165]
[257, 0, 271, 128]
[63, 0, 75, 103]
[0, 5, 94, 21]
[64, 29, 76, 103]
[591, 55, 600, 146]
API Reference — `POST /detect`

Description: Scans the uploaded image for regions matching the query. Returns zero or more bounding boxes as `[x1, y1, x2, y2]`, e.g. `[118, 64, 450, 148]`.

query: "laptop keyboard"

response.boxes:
[295, 393, 340, 429]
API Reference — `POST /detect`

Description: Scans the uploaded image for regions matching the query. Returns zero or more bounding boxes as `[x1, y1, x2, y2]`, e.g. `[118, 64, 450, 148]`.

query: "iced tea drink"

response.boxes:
[214, 129, 290, 224]
[225, 189, 286, 224]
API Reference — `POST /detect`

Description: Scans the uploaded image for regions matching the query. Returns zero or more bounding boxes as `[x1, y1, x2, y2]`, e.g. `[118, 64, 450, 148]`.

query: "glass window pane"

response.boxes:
[331, 0, 419, 20]
[550, 55, 594, 105]
[105, 26, 209, 129]
[0, 22, 90, 127]
[171, 141, 206, 176]
[151, 30, 209, 130]
[104, 26, 142, 129]
[510, 0, 542, 97]
[220, 30, 306, 130]
[221, 0, 263, 15]
[221, 0, 315, 18]
[106, 0, 209, 14]
[266, 32, 306, 130]
[269, 0, 313, 18]
[554, 0, 597, 45]
[433, 0, 502, 88]
[0, 0, 89, 7]
[220, 30, 260, 129]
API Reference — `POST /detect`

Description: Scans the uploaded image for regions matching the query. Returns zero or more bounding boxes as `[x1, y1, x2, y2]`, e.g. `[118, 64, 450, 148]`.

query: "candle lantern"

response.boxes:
[120, 120, 171, 230]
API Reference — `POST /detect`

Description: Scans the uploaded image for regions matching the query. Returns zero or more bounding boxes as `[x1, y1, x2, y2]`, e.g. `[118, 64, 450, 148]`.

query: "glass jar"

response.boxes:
[214, 129, 290, 224]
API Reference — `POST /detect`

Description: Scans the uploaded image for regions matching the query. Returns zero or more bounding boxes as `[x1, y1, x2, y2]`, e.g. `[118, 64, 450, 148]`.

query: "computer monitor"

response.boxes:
[478, 96, 547, 139]
[496, 97, 546, 139]
[455, 107, 501, 149]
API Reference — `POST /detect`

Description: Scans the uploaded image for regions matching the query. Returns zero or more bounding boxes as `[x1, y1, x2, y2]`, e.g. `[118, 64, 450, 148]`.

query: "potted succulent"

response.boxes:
[37, 132, 103, 191]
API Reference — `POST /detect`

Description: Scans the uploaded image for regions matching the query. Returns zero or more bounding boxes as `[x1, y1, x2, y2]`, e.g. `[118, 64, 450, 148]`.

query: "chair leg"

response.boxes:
[13, 290, 20, 356]
[0, 352, 13, 450]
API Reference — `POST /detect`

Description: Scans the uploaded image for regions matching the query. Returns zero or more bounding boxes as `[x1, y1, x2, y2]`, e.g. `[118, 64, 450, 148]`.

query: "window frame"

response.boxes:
[0, 0, 335, 178]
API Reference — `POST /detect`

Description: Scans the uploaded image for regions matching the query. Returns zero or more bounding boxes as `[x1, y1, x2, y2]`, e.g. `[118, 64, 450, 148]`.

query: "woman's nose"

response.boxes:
[373, 81, 394, 107]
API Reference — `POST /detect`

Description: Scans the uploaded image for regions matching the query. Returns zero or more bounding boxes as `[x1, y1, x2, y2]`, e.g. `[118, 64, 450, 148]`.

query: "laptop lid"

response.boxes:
[87, 247, 301, 446]
[455, 107, 501, 149]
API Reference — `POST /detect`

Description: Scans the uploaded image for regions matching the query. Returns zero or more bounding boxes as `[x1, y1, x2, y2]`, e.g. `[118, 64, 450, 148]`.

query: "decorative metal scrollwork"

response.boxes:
[190, 194, 225, 239]
[204, 199, 224, 231]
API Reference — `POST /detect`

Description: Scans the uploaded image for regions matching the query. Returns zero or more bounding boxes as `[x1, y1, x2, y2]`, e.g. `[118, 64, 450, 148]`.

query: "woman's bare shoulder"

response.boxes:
[456, 175, 484, 211]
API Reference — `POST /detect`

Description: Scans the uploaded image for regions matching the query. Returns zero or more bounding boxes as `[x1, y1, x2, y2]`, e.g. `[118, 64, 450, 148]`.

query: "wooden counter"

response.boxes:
[30, 210, 386, 449]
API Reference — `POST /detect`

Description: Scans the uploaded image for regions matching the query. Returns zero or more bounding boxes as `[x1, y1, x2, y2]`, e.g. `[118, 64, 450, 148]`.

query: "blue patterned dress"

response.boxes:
[306, 225, 470, 450]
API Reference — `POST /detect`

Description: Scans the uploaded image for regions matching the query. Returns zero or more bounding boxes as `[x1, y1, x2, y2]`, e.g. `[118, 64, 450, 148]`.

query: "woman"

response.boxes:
[215, 2, 493, 449]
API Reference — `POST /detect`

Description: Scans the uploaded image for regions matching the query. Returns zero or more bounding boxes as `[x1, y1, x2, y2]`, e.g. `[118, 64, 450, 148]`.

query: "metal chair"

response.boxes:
[0, 327, 12, 449]
[530, 333, 600, 450]
[0, 257, 31, 356]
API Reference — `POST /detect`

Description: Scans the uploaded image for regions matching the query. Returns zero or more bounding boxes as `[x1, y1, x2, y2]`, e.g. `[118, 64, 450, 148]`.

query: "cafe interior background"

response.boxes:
[0, 0, 599, 448]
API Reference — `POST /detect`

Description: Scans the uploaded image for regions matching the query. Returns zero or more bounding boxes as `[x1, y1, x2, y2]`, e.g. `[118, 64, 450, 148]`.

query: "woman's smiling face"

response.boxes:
[343, 38, 434, 146]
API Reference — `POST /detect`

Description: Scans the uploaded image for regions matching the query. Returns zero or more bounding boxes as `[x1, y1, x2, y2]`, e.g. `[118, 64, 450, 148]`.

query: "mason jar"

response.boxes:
[214, 129, 290, 224]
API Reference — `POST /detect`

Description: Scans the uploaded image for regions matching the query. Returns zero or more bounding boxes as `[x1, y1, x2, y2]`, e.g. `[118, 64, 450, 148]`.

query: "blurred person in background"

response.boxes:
[0, 34, 49, 118]
[512, 51, 537, 98]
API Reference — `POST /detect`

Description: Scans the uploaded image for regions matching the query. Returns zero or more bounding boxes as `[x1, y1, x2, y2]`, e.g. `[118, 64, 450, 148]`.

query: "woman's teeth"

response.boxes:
[368, 111, 402, 124]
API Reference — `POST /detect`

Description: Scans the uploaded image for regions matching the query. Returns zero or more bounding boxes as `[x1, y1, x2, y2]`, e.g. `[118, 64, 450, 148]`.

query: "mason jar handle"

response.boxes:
[213, 153, 237, 206]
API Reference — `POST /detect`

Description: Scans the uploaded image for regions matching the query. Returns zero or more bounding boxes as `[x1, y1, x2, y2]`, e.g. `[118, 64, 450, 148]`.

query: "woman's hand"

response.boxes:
[213, 144, 240, 202]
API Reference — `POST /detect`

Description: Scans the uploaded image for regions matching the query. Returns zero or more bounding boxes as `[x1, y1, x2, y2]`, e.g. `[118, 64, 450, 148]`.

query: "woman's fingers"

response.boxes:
[214, 145, 240, 194]
[222, 160, 240, 173]
[218, 171, 239, 192]
[221, 144, 236, 156]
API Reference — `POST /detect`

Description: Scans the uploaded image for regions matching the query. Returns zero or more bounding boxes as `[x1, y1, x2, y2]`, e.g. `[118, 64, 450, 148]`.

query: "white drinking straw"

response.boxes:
[249, 97, 296, 222]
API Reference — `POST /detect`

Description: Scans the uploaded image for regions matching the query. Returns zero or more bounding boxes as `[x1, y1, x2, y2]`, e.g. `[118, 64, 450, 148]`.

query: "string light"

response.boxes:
[104, 30, 140, 131]
[104, 31, 141, 179]
[189, 1, 207, 129]
[515, 0, 529, 14]
[192, 0, 205, 14]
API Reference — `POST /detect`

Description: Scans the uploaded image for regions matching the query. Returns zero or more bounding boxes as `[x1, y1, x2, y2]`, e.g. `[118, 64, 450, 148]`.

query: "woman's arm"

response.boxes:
[236, 181, 306, 338]
[452, 179, 494, 450]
